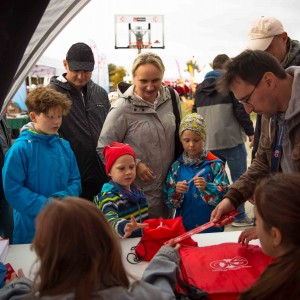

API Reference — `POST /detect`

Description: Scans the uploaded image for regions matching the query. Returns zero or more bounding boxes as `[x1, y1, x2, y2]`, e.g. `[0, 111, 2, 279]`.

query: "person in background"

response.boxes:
[210, 50, 300, 225]
[94, 142, 149, 238]
[0, 197, 180, 300]
[248, 16, 300, 161]
[2, 86, 81, 244]
[193, 54, 254, 227]
[239, 173, 300, 299]
[164, 113, 229, 232]
[49, 42, 110, 201]
[97, 52, 182, 218]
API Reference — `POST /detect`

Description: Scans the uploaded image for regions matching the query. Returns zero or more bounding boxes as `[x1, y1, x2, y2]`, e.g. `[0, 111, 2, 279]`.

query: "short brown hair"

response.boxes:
[217, 50, 287, 95]
[25, 85, 71, 115]
[212, 54, 230, 70]
[131, 52, 165, 76]
[33, 197, 129, 299]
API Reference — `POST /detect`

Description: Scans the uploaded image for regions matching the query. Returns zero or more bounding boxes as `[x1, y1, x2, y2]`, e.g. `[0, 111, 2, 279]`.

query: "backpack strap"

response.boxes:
[168, 87, 183, 160]
[168, 87, 180, 132]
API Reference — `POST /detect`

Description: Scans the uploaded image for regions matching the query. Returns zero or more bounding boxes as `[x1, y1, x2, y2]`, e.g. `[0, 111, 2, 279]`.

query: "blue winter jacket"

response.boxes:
[2, 123, 81, 244]
[164, 152, 229, 232]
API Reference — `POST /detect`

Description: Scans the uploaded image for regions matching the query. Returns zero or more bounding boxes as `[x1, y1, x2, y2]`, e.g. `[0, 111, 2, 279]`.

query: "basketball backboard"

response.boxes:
[115, 15, 165, 52]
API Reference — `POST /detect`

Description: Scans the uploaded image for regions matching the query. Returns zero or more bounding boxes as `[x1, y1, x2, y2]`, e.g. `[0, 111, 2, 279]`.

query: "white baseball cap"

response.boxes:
[248, 16, 285, 51]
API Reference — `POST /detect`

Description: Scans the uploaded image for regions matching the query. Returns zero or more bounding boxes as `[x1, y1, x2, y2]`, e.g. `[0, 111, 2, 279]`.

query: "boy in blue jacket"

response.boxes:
[2, 86, 81, 244]
[164, 113, 229, 232]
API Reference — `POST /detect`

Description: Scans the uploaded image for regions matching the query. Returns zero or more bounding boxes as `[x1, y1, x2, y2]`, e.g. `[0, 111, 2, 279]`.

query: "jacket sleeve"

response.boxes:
[201, 162, 230, 206]
[94, 191, 128, 238]
[225, 116, 271, 208]
[163, 161, 184, 209]
[0, 277, 33, 299]
[52, 147, 82, 198]
[97, 104, 128, 164]
[142, 245, 179, 297]
[232, 94, 254, 136]
[2, 146, 48, 217]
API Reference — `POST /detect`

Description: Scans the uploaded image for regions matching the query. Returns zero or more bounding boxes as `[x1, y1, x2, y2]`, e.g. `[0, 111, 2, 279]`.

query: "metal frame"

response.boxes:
[115, 15, 165, 51]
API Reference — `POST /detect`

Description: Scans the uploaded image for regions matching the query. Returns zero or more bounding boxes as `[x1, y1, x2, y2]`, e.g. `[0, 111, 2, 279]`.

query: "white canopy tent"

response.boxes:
[1, 0, 90, 116]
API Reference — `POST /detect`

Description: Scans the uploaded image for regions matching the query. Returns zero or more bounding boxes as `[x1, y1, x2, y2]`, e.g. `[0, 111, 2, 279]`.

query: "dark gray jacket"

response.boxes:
[49, 75, 110, 188]
[193, 70, 254, 150]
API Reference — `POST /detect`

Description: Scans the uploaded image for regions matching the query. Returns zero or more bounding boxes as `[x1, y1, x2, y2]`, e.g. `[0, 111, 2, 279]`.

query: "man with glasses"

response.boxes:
[248, 16, 300, 160]
[211, 50, 300, 230]
[49, 43, 110, 201]
[193, 54, 254, 227]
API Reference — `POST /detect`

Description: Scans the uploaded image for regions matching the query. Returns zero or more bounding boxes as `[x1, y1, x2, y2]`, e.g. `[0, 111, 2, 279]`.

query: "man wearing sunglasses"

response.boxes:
[211, 50, 300, 230]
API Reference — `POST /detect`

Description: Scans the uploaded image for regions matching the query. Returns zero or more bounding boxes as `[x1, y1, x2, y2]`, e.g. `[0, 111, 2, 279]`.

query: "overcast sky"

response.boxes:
[44, 0, 300, 81]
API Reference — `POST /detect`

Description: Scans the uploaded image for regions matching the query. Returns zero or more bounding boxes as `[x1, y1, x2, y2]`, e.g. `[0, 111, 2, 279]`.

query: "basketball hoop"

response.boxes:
[115, 15, 165, 51]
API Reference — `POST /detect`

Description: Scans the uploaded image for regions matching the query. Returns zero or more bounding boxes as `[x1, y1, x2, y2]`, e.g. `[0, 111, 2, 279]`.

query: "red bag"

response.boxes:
[177, 243, 274, 300]
[135, 217, 198, 261]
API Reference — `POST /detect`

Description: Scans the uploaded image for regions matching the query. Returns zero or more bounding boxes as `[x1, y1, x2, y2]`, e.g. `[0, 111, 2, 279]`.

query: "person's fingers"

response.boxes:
[238, 233, 243, 244]
[166, 239, 175, 247]
[211, 207, 222, 222]
[165, 239, 180, 250]
[244, 238, 250, 247]
[174, 243, 181, 250]
[122, 231, 131, 239]
[138, 223, 149, 228]
[130, 215, 137, 225]
[17, 269, 25, 277]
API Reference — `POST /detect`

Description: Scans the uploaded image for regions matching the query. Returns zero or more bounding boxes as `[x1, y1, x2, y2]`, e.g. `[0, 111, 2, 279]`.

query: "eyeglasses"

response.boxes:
[238, 77, 262, 106]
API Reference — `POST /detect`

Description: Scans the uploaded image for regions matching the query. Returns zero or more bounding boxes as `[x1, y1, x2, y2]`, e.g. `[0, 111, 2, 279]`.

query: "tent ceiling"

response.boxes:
[1, 0, 90, 116]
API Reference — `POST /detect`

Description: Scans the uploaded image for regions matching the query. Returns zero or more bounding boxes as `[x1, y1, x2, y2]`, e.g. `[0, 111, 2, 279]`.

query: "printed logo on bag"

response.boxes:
[210, 256, 251, 271]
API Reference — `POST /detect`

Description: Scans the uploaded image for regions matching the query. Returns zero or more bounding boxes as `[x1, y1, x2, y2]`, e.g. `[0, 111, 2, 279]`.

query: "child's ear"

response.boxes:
[29, 111, 37, 122]
[271, 226, 283, 248]
[108, 171, 111, 177]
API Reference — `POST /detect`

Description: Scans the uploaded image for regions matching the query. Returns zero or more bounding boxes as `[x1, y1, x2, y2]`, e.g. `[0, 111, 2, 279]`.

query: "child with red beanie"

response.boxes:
[94, 142, 149, 238]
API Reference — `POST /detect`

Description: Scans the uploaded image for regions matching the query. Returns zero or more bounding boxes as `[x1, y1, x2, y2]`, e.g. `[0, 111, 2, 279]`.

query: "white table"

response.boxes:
[5, 231, 260, 280]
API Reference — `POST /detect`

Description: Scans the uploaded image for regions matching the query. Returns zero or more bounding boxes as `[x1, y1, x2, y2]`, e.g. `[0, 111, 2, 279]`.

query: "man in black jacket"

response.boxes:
[49, 43, 110, 201]
[193, 54, 254, 227]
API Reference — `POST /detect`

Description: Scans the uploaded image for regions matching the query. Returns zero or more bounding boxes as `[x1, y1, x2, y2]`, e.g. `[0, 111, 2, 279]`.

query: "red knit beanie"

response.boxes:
[103, 142, 136, 175]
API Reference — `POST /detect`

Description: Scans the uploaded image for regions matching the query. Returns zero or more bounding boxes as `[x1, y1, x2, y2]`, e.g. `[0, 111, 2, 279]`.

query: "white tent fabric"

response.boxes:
[1, 0, 90, 116]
